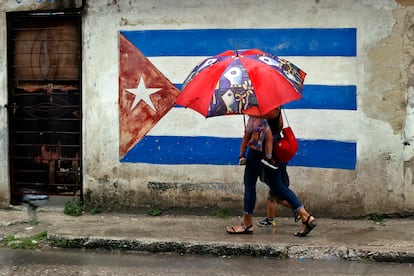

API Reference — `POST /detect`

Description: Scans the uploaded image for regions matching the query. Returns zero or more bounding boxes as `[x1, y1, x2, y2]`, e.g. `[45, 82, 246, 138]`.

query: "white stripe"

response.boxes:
[148, 107, 359, 141]
[149, 56, 357, 85]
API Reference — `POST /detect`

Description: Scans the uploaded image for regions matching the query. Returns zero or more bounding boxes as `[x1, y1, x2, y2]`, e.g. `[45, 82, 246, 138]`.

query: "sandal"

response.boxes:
[293, 210, 300, 222]
[226, 224, 253, 234]
[294, 215, 317, 237]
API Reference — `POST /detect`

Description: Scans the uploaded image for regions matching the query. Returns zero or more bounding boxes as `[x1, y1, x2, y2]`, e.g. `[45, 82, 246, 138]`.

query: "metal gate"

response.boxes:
[6, 11, 82, 205]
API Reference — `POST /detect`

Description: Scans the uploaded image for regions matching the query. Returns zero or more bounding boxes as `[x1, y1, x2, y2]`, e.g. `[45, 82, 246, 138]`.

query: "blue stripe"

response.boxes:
[285, 85, 357, 110]
[292, 139, 356, 170]
[121, 28, 356, 57]
[121, 136, 356, 170]
[174, 84, 357, 110]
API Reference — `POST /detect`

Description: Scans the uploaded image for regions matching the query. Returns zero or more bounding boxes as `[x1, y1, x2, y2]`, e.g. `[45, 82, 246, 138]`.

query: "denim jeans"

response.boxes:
[263, 162, 303, 212]
[243, 148, 303, 215]
[243, 148, 263, 214]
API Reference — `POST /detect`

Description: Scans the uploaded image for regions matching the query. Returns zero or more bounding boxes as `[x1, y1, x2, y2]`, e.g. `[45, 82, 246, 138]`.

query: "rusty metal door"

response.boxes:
[6, 11, 82, 204]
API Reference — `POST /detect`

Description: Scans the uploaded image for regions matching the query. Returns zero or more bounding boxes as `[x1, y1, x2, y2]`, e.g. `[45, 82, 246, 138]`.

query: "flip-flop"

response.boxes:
[226, 224, 253, 234]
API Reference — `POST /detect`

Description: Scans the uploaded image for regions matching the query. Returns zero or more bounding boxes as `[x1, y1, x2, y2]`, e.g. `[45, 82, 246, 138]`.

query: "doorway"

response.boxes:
[6, 11, 82, 205]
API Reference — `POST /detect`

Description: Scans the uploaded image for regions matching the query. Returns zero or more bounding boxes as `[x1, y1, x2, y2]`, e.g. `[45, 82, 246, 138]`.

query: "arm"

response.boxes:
[239, 130, 251, 158]
[278, 111, 284, 131]
[238, 131, 251, 165]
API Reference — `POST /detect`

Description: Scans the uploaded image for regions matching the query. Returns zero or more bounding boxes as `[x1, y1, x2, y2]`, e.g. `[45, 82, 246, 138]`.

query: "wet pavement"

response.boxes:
[1, 206, 414, 263]
[1, 248, 414, 275]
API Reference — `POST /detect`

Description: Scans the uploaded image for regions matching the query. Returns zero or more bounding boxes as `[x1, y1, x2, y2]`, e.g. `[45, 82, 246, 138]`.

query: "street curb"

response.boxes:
[47, 234, 288, 257]
[46, 234, 414, 263]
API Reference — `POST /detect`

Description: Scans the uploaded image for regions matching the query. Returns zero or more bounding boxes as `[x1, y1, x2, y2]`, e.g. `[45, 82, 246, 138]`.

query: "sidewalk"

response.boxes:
[1, 206, 414, 263]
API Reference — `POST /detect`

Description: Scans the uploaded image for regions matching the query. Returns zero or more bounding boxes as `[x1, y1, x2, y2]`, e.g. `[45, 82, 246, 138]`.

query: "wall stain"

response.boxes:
[364, 8, 410, 134]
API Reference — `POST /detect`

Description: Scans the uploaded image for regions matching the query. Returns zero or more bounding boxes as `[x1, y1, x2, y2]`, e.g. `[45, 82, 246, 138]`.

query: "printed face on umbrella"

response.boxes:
[207, 59, 258, 117]
[258, 55, 305, 92]
[176, 49, 306, 118]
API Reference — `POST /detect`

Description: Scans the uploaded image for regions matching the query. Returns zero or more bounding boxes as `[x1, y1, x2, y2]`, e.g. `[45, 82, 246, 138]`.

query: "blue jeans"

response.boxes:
[243, 148, 303, 215]
[264, 162, 303, 212]
[266, 162, 289, 200]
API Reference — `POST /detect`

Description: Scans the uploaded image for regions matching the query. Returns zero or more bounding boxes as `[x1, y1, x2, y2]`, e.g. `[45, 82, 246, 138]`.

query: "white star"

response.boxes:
[126, 75, 160, 111]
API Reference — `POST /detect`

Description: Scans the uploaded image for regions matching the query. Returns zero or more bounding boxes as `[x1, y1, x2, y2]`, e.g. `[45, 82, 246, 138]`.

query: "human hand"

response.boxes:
[239, 156, 247, 165]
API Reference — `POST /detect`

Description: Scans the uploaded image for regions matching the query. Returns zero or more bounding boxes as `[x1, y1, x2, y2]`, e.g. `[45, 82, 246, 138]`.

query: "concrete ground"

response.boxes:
[1, 206, 414, 263]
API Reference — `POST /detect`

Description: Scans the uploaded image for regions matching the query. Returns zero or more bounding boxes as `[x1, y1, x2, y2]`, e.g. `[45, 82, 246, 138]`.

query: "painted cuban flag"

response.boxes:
[119, 29, 357, 170]
[118, 34, 179, 157]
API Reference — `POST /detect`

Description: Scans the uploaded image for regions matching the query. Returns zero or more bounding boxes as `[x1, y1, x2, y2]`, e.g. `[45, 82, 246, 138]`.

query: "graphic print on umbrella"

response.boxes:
[176, 49, 307, 117]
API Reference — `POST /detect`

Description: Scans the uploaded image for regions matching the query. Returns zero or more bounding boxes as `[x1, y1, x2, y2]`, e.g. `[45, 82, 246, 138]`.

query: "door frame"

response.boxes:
[6, 10, 83, 205]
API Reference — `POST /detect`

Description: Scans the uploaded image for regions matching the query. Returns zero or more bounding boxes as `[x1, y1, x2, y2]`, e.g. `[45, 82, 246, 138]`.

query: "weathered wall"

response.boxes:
[1, 0, 413, 217]
[0, 2, 7, 208]
[359, 3, 414, 216]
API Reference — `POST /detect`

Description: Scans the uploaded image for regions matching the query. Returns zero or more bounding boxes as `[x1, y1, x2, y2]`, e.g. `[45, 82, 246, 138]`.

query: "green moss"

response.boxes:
[0, 231, 47, 250]
[90, 206, 102, 215]
[147, 208, 162, 216]
[370, 214, 385, 224]
[64, 198, 84, 216]
[214, 208, 230, 219]
[53, 238, 69, 248]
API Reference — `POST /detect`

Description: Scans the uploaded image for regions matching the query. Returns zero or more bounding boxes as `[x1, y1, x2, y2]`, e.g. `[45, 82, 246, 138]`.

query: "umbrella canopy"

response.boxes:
[176, 49, 306, 117]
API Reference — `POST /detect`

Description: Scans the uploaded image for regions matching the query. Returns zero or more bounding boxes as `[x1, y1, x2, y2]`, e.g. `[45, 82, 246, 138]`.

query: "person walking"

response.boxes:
[226, 107, 317, 237]
[263, 108, 317, 237]
[258, 108, 299, 227]
[226, 113, 273, 234]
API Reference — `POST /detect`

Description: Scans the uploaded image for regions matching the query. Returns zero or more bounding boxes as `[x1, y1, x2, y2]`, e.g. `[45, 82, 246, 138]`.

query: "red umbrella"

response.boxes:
[176, 49, 306, 117]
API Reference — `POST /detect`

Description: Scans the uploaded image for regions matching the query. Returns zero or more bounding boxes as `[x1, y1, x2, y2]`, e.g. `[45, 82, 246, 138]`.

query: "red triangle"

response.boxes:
[119, 34, 179, 158]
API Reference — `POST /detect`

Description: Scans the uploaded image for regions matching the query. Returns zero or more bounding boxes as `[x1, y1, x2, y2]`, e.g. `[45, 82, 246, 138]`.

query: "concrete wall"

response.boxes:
[1, 0, 414, 217]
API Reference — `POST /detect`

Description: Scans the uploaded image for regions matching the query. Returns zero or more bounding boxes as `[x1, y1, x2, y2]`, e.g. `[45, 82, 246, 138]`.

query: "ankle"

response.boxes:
[301, 214, 315, 223]
[243, 216, 253, 226]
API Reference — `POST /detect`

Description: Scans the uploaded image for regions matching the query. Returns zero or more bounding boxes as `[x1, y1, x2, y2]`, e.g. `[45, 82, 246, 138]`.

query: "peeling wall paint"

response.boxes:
[404, 87, 414, 160]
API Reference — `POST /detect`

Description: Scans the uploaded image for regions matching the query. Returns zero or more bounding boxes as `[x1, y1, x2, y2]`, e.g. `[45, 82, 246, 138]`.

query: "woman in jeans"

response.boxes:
[226, 108, 317, 236]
